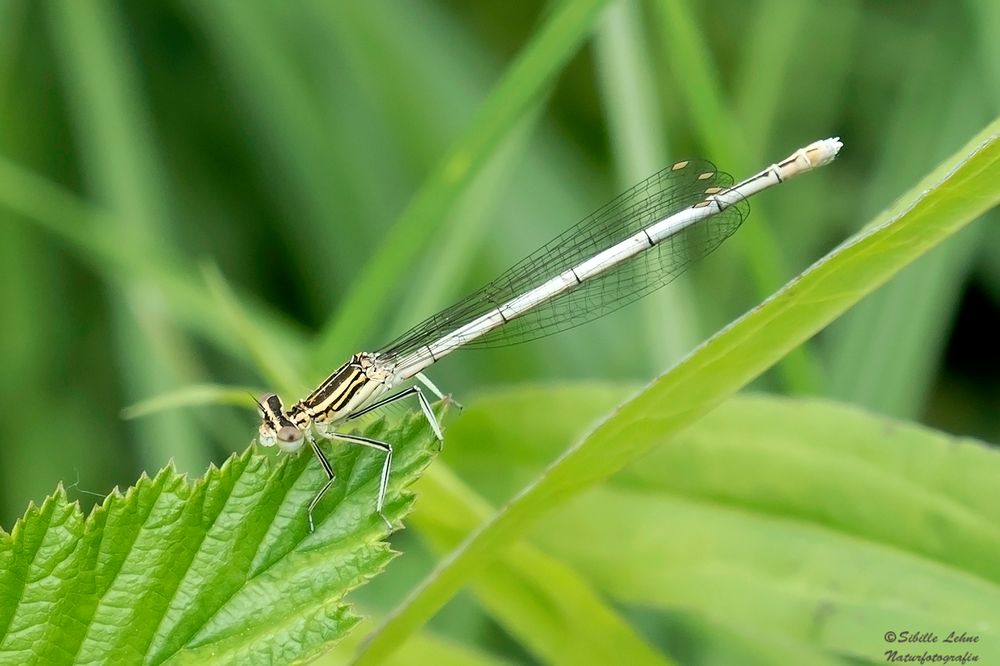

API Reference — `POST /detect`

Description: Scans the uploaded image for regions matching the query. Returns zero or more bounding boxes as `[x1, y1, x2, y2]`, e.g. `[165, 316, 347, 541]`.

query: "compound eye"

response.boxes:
[276, 426, 305, 453]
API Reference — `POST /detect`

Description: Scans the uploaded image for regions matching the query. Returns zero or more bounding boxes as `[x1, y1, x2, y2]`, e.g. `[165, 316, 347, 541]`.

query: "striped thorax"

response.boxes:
[256, 352, 393, 453]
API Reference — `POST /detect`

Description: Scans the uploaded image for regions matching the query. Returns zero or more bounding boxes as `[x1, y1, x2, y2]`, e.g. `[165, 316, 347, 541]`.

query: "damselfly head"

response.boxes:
[256, 392, 305, 452]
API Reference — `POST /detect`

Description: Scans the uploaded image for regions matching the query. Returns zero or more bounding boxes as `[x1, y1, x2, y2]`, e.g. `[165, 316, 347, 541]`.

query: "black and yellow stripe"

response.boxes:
[300, 354, 372, 421]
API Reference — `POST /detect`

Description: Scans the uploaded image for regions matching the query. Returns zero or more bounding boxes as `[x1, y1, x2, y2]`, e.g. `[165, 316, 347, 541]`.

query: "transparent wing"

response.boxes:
[378, 160, 749, 359]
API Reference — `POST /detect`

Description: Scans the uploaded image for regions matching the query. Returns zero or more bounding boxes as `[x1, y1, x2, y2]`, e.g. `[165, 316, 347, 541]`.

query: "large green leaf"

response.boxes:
[0, 412, 440, 665]
[355, 119, 1000, 664]
[445, 386, 1000, 663]
[409, 465, 670, 666]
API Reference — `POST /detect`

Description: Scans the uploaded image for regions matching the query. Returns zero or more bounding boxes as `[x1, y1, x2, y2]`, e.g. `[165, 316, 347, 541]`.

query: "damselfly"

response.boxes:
[256, 138, 843, 532]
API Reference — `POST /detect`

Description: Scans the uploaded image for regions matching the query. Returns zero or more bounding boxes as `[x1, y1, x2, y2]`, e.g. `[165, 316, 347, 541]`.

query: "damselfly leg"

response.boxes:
[305, 431, 337, 533]
[305, 384, 444, 532]
[416, 372, 464, 411]
[347, 385, 444, 441]
[415, 372, 445, 400]
[311, 431, 394, 530]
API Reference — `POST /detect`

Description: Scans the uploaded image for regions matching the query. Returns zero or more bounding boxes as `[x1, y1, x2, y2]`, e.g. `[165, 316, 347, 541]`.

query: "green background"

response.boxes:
[0, 0, 997, 662]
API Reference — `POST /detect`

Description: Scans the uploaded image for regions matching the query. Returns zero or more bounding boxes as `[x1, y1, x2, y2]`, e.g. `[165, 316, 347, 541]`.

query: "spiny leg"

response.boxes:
[415, 372, 444, 400]
[66, 469, 110, 501]
[305, 431, 336, 533]
[347, 385, 444, 441]
[324, 431, 394, 530]
[417, 372, 462, 411]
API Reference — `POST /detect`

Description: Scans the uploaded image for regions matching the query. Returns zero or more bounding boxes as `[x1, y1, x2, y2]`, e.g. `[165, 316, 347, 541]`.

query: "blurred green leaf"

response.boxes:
[406, 464, 670, 666]
[0, 411, 440, 665]
[432, 384, 1000, 663]
[355, 120, 1000, 664]
[312, 0, 611, 367]
[318, 618, 517, 666]
[442, 382, 633, 498]
[453, 388, 1000, 662]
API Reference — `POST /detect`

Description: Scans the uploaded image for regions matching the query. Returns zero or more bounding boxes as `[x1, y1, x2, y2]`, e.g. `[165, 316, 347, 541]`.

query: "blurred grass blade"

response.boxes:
[402, 465, 670, 666]
[355, 121, 1000, 664]
[0, 159, 308, 363]
[595, 0, 666, 179]
[312, 0, 611, 367]
[0, 412, 441, 665]
[180, 0, 372, 304]
[595, 0, 698, 366]
[0, 1, 27, 98]
[648, 0, 822, 393]
[731, 0, 814, 146]
[47, 0, 208, 472]
[202, 262, 307, 397]
[388, 110, 543, 335]
[121, 384, 263, 421]
[322, 619, 515, 666]
[826, 60, 991, 417]
[648, 0, 733, 154]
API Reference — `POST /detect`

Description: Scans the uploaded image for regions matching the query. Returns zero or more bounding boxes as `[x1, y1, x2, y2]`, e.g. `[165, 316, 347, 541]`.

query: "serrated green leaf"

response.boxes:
[0, 411, 441, 665]
[356, 118, 1000, 664]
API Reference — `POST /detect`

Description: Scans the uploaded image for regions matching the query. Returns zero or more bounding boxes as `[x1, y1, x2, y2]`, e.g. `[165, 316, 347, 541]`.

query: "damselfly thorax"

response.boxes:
[257, 353, 397, 452]
[255, 138, 843, 533]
